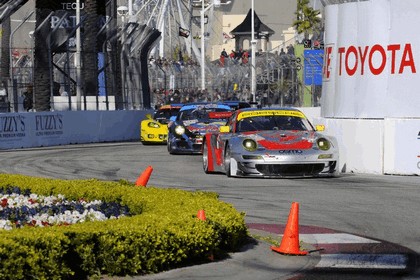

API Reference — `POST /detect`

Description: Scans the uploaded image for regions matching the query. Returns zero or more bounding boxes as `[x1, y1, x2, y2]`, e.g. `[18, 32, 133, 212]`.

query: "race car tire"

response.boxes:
[224, 144, 232, 177]
[167, 140, 174, 154]
[202, 140, 210, 174]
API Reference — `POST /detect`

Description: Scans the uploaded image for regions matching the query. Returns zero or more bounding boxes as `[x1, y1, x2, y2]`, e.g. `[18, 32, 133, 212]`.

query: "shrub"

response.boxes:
[0, 174, 248, 279]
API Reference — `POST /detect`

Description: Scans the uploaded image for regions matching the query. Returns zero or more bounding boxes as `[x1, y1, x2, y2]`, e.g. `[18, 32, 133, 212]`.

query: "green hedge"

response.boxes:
[0, 174, 248, 279]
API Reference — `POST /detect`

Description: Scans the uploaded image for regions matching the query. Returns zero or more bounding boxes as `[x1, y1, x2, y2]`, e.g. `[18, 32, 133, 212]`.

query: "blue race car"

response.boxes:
[167, 103, 233, 154]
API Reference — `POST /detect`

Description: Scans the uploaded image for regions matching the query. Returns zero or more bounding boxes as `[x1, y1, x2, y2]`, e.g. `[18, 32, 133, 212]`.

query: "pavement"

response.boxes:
[104, 223, 419, 280]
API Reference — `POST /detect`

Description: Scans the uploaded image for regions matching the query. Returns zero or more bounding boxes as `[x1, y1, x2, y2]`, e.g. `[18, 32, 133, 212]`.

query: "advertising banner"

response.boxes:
[0, 111, 148, 150]
[322, 0, 420, 118]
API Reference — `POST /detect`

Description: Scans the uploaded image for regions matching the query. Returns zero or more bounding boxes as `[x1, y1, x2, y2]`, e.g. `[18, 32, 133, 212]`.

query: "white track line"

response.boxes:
[315, 254, 408, 269]
[300, 233, 380, 244]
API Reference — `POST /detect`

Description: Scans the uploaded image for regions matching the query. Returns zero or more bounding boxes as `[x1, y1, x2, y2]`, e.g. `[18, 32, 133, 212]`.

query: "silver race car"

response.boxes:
[202, 107, 339, 178]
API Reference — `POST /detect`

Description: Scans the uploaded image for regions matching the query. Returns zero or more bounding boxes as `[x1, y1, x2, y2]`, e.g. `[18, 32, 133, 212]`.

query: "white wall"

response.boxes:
[322, 0, 420, 118]
[311, 116, 420, 176]
[315, 0, 420, 176]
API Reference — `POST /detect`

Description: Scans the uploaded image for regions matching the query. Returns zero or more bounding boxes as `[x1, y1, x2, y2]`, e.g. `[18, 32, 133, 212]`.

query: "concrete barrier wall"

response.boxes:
[313, 117, 384, 174]
[0, 107, 320, 151]
[2, 107, 418, 176]
[383, 118, 420, 175]
[0, 110, 153, 150]
[313, 116, 420, 176]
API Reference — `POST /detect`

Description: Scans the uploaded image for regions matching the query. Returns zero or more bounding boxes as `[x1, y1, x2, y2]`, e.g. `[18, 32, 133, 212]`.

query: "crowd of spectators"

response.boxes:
[219, 48, 250, 66]
[149, 86, 300, 109]
[148, 44, 302, 109]
[149, 54, 199, 68]
[151, 87, 252, 108]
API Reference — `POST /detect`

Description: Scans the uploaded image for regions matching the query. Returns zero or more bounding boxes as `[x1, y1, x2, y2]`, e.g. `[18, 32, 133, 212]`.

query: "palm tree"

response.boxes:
[0, 14, 10, 98]
[293, 0, 321, 39]
[33, 0, 56, 111]
[82, 0, 99, 99]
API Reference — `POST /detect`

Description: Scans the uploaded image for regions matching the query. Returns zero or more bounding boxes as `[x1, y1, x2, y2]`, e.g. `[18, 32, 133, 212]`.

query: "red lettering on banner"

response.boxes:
[400, 44, 417, 74]
[358, 46, 368, 75]
[387, 44, 400, 74]
[323, 46, 333, 79]
[369, 44, 386, 75]
[335, 43, 416, 76]
[337, 47, 345, 76]
[345, 46, 358, 76]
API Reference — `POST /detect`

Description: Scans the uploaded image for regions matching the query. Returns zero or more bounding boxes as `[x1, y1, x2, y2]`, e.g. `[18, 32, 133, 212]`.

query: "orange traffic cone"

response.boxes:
[270, 202, 308, 255]
[197, 209, 206, 221]
[135, 166, 153, 187]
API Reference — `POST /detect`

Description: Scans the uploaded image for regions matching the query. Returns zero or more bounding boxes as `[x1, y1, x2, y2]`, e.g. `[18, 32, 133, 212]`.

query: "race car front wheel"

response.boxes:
[202, 140, 210, 174]
[167, 140, 174, 154]
[224, 144, 232, 177]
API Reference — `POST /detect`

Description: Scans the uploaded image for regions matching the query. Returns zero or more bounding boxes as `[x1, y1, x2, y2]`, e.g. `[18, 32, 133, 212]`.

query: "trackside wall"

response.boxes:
[0, 110, 152, 150]
[318, 0, 420, 175]
[2, 107, 419, 176]
[312, 117, 420, 175]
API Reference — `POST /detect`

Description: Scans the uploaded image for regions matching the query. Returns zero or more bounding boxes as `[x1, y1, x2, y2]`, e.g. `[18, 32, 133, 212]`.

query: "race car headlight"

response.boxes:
[174, 125, 186, 135]
[243, 139, 257, 152]
[317, 138, 331, 151]
[148, 122, 160, 128]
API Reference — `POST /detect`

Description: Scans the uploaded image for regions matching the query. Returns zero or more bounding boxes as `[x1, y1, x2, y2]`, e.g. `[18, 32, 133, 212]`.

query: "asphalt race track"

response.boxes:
[1, 141, 419, 279]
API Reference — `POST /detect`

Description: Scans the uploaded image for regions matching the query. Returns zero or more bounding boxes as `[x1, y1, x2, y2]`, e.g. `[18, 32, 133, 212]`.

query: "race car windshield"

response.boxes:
[237, 116, 313, 132]
[154, 109, 179, 119]
[179, 108, 231, 121]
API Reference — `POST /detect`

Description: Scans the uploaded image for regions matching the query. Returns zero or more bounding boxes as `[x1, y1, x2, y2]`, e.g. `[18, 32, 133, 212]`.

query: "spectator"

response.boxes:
[23, 88, 33, 112]
[220, 54, 225, 67]
[53, 82, 61, 96]
[280, 48, 286, 56]
[242, 50, 249, 64]
[235, 48, 243, 60]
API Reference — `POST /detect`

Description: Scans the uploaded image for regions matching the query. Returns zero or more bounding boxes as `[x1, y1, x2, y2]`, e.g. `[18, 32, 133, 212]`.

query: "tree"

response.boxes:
[293, 0, 321, 39]
[0, 14, 10, 94]
[34, 0, 56, 111]
[82, 0, 99, 98]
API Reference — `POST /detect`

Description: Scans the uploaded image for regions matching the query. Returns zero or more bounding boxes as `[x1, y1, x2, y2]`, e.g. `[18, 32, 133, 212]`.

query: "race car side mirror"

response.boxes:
[315, 124, 325, 131]
[220, 126, 230, 133]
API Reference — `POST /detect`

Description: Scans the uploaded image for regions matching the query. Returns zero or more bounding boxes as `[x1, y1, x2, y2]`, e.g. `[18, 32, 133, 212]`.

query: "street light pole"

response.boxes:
[76, 0, 82, 110]
[200, 1, 210, 91]
[251, 0, 256, 103]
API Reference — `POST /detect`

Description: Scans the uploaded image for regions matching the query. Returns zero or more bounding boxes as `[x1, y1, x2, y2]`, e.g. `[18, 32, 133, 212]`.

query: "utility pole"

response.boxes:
[76, 0, 82, 110]
[251, 0, 256, 103]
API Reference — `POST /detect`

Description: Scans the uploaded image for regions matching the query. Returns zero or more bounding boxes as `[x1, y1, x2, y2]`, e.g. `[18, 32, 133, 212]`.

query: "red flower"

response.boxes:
[1, 198, 7, 207]
[28, 198, 37, 204]
[41, 221, 50, 227]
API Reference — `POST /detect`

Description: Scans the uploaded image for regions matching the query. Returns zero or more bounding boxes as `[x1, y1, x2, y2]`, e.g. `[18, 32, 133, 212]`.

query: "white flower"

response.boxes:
[0, 192, 124, 230]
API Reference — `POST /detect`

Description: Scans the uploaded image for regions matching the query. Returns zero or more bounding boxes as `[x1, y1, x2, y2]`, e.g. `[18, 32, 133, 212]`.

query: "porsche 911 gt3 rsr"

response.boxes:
[167, 103, 233, 154]
[140, 104, 182, 144]
[202, 107, 339, 178]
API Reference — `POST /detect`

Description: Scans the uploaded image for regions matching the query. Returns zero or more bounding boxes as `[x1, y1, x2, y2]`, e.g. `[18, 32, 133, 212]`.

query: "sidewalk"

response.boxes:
[103, 223, 418, 280]
[104, 226, 319, 280]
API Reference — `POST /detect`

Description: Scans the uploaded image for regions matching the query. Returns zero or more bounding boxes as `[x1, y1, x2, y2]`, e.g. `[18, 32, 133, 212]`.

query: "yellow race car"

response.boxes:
[140, 104, 182, 144]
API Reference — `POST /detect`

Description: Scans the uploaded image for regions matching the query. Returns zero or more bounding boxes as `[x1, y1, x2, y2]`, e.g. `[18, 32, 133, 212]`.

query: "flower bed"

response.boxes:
[0, 187, 130, 230]
[0, 174, 248, 279]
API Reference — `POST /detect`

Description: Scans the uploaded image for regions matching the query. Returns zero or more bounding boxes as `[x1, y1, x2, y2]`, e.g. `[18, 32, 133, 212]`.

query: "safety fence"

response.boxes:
[1, 46, 318, 112]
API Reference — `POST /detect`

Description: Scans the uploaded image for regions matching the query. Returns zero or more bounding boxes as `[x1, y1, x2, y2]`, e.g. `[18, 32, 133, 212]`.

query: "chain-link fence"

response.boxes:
[1, 44, 317, 112]
[147, 52, 308, 108]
